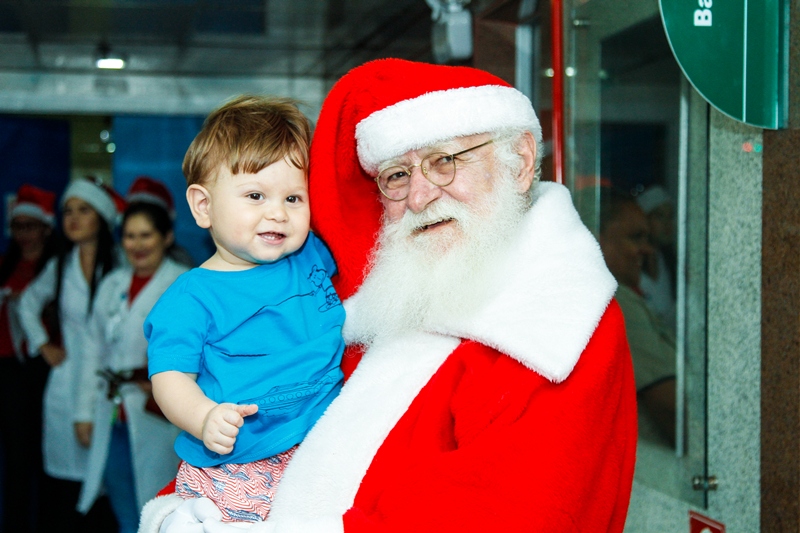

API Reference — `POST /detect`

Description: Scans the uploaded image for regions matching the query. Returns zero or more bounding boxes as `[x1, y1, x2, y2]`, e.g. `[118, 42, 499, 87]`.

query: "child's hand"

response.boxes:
[201, 403, 258, 455]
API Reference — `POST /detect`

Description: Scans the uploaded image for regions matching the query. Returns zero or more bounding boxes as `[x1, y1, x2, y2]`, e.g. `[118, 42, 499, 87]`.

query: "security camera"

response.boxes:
[426, 0, 473, 64]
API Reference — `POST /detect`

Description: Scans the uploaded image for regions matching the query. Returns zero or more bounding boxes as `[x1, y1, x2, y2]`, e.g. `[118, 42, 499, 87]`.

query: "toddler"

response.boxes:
[145, 95, 345, 522]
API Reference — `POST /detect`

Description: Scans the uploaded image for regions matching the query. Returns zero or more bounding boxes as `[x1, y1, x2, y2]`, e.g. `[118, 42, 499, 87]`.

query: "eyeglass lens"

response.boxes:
[375, 139, 494, 201]
[378, 153, 455, 200]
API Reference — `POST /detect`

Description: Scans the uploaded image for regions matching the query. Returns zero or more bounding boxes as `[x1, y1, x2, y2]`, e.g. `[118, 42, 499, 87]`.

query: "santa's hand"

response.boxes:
[202, 403, 259, 455]
[160, 497, 223, 533]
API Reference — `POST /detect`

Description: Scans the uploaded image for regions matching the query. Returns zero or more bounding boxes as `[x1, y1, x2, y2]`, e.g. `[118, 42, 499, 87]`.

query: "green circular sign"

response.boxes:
[660, 0, 786, 129]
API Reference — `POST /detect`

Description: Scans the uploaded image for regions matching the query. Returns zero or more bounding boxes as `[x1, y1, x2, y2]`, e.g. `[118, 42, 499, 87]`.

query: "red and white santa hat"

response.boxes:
[61, 177, 127, 228]
[10, 184, 57, 226]
[126, 176, 175, 218]
[309, 58, 542, 300]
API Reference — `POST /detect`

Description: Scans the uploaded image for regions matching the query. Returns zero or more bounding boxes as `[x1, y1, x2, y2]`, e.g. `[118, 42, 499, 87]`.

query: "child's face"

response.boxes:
[200, 158, 310, 269]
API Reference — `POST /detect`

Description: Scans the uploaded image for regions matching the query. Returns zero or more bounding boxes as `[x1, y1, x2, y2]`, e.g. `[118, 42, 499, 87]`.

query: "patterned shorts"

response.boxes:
[175, 445, 298, 522]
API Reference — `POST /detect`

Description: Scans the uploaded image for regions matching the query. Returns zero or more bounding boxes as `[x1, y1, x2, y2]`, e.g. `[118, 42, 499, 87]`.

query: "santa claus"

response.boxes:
[140, 58, 637, 533]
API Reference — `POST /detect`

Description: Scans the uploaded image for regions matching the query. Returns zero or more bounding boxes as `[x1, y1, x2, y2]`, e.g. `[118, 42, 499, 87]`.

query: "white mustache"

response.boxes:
[388, 200, 471, 238]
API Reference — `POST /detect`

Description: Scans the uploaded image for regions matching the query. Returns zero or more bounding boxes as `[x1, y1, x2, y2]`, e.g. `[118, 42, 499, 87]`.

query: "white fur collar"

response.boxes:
[344, 181, 617, 383]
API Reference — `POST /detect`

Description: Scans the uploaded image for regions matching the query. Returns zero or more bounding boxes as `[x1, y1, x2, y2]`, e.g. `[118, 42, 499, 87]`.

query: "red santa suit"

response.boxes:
[140, 59, 637, 533]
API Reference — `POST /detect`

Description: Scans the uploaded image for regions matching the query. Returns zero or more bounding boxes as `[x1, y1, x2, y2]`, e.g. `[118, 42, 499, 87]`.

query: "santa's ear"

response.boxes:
[186, 184, 212, 229]
[514, 131, 537, 194]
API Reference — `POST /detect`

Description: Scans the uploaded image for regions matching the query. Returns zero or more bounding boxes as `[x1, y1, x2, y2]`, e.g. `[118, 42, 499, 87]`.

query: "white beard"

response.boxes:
[348, 168, 530, 346]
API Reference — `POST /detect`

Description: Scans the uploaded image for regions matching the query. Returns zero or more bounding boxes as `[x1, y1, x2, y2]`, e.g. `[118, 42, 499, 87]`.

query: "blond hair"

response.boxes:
[183, 95, 312, 186]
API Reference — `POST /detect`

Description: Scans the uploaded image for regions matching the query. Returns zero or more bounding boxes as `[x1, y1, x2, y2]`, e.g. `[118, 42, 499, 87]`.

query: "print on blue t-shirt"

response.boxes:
[145, 233, 345, 467]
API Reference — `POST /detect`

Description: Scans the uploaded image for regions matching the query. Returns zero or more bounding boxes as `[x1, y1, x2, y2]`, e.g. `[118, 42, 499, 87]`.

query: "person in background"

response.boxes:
[0, 184, 62, 533]
[74, 181, 189, 533]
[18, 177, 124, 531]
[637, 185, 677, 333]
[140, 59, 636, 533]
[126, 175, 194, 268]
[598, 187, 676, 446]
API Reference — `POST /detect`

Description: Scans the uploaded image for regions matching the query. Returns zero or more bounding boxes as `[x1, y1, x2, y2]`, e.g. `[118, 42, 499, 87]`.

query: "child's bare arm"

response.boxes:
[151, 371, 215, 440]
[151, 371, 257, 455]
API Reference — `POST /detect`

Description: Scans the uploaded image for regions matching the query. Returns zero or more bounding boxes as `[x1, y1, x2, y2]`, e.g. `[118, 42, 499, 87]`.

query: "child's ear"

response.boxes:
[186, 184, 212, 229]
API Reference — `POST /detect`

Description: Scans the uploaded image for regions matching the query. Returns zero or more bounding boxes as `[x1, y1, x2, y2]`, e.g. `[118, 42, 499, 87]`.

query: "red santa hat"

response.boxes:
[309, 58, 542, 300]
[126, 176, 175, 218]
[61, 177, 126, 228]
[10, 184, 56, 226]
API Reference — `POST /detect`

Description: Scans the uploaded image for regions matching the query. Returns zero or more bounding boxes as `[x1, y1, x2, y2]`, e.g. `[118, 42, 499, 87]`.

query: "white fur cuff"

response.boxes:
[138, 494, 183, 533]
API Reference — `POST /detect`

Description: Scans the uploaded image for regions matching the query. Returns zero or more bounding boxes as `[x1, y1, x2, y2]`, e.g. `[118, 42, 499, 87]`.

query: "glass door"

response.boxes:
[563, 0, 709, 507]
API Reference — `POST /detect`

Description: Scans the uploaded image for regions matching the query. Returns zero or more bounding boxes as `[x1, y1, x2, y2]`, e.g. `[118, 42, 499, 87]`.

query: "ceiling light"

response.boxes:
[96, 57, 125, 69]
[95, 43, 126, 70]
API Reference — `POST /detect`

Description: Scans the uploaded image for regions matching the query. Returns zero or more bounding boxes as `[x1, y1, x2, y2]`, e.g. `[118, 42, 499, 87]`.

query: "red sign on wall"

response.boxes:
[690, 511, 725, 533]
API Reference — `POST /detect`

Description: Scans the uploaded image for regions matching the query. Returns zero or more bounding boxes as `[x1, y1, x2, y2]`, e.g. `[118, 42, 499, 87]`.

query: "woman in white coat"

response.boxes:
[18, 177, 122, 531]
[75, 197, 189, 533]
[0, 184, 62, 533]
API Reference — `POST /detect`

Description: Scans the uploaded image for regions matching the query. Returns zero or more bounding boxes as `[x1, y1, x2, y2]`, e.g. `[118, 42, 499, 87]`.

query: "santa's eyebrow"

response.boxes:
[379, 142, 463, 169]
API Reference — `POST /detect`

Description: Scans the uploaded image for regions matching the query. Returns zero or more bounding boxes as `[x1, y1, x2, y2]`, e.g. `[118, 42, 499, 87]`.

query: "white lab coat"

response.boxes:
[18, 248, 98, 481]
[75, 258, 187, 513]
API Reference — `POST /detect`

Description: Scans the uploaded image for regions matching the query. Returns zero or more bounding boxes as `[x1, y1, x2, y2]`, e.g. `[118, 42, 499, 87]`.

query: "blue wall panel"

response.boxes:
[112, 115, 213, 265]
[0, 115, 70, 253]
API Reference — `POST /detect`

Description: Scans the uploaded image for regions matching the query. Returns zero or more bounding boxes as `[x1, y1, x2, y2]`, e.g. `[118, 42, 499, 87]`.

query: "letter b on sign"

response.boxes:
[694, 8, 712, 26]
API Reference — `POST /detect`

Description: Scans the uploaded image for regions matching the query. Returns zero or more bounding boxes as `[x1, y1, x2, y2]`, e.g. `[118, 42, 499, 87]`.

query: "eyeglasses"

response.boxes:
[375, 139, 494, 201]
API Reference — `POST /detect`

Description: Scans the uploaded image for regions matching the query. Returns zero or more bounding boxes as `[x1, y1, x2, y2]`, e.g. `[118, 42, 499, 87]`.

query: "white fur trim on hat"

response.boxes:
[355, 85, 541, 175]
[10, 204, 54, 226]
[61, 180, 118, 227]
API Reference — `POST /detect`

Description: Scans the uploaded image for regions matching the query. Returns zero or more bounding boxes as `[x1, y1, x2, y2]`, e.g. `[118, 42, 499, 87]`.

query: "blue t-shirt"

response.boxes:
[145, 233, 345, 467]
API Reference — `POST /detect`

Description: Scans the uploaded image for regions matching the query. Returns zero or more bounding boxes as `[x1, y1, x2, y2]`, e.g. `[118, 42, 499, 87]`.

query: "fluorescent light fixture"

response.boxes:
[96, 57, 125, 69]
[95, 42, 126, 69]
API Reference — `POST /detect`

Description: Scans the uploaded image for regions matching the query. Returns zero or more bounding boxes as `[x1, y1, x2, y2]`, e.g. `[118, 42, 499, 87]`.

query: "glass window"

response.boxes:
[564, 0, 709, 506]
